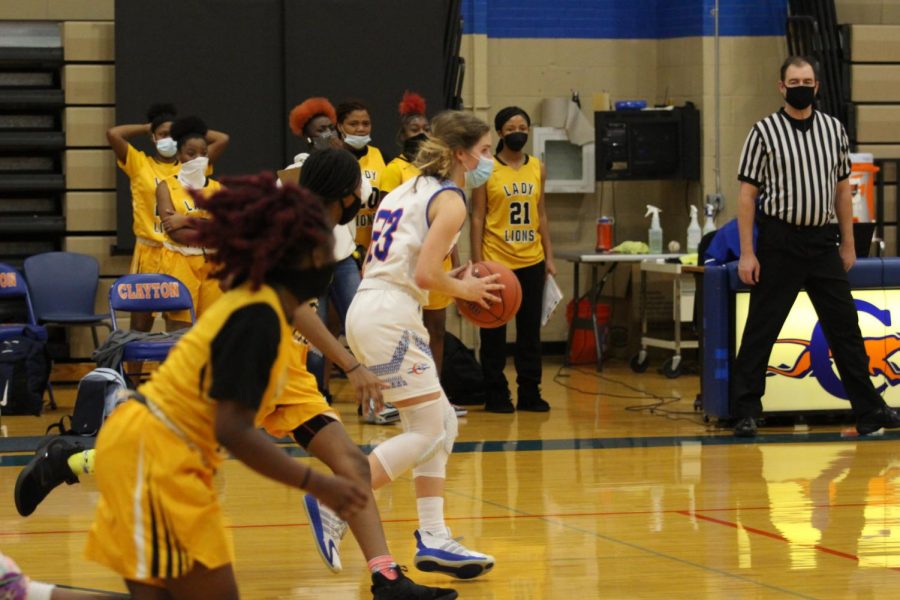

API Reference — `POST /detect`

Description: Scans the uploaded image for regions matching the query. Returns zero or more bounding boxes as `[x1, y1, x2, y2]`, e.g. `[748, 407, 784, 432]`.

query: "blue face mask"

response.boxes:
[465, 153, 494, 188]
[343, 133, 371, 150]
[156, 137, 177, 158]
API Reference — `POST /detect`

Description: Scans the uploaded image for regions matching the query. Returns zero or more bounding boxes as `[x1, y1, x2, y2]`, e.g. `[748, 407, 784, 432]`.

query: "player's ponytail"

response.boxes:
[415, 136, 454, 180]
[415, 110, 490, 180]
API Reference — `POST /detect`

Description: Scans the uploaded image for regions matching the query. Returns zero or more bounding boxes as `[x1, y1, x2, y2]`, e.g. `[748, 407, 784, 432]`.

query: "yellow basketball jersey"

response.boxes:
[138, 283, 292, 467]
[482, 154, 544, 269]
[355, 146, 386, 248]
[380, 156, 421, 194]
[161, 176, 223, 247]
[118, 145, 181, 243]
[280, 328, 317, 404]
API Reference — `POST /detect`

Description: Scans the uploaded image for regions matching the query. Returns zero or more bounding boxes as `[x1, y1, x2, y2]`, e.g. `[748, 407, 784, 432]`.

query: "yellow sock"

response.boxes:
[66, 448, 95, 477]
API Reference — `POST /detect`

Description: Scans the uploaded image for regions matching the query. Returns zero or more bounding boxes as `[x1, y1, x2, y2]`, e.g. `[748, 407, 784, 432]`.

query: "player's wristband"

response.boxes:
[345, 362, 362, 374]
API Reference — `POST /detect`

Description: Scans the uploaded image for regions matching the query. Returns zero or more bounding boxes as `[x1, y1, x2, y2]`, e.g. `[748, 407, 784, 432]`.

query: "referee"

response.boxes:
[732, 56, 900, 437]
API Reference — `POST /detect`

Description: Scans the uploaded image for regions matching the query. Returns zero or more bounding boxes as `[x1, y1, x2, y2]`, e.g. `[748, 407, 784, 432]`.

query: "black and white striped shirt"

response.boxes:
[737, 108, 851, 227]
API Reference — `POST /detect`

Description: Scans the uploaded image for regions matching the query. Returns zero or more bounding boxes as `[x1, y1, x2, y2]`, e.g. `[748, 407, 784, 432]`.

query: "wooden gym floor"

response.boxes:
[1, 358, 899, 599]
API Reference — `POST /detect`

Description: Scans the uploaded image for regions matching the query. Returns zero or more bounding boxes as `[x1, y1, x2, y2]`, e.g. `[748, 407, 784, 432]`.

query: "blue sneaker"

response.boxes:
[413, 529, 495, 580]
[303, 494, 347, 573]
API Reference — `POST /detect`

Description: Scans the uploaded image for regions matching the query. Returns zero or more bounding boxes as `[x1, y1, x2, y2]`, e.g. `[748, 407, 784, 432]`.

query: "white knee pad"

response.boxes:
[413, 395, 458, 479]
[371, 398, 445, 481]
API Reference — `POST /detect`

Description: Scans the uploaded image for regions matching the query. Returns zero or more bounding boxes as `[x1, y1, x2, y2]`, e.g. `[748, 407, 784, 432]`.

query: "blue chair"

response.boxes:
[0, 263, 48, 342]
[23, 252, 112, 349]
[0, 263, 54, 407]
[108, 274, 195, 375]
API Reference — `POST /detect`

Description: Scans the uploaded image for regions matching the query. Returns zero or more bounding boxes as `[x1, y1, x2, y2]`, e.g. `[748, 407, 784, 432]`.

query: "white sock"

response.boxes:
[27, 581, 55, 600]
[417, 496, 447, 537]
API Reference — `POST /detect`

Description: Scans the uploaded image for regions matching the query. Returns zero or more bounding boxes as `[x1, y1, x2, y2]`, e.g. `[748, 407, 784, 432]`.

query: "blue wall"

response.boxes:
[461, 0, 787, 39]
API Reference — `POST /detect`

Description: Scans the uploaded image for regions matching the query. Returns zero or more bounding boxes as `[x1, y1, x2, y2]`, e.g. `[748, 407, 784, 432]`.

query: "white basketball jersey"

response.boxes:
[361, 175, 465, 304]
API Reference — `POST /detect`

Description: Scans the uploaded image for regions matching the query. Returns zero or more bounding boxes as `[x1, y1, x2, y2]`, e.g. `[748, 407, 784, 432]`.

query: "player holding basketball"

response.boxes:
[380, 91, 466, 417]
[16, 152, 459, 600]
[471, 107, 556, 413]
[305, 110, 501, 580]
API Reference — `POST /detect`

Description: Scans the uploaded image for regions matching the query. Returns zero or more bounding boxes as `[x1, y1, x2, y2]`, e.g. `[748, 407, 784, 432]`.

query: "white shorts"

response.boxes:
[346, 286, 442, 404]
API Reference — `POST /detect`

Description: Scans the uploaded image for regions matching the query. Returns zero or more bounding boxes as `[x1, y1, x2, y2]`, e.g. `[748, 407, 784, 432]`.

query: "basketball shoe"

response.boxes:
[413, 529, 495, 579]
[372, 567, 458, 600]
[303, 494, 348, 573]
[0, 552, 27, 600]
[15, 436, 82, 517]
[364, 399, 400, 425]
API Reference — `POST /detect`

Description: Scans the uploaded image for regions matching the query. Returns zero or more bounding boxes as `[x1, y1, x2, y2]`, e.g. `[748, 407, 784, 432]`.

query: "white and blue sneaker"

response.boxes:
[303, 493, 348, 573]
[413, 529, 495, 580]
[366, 400, 401, 425]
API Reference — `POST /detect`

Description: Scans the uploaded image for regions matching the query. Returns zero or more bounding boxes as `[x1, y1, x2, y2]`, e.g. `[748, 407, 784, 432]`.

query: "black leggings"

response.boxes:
[479, 260, 545, 397]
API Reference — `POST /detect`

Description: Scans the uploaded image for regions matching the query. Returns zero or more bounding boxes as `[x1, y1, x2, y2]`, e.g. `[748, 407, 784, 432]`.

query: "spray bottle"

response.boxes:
[703, 203, 717, 236]
[687, 205, 702, 253]
[851, 184, 870, 222]
[645, 205, 663, 253]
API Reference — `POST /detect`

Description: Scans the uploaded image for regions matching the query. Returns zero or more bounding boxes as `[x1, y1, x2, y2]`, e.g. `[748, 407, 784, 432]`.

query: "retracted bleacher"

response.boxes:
[0, 26, 66, 266]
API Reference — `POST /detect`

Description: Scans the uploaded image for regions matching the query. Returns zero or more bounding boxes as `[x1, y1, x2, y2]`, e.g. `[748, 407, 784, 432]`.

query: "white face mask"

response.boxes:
[343, 133, 371, 150]
[156, 137, 177, 158]
[177, 156, 209, 190]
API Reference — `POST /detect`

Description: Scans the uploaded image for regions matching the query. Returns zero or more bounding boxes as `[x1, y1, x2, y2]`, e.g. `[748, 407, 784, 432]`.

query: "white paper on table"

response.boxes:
[541, 274, 564, 327]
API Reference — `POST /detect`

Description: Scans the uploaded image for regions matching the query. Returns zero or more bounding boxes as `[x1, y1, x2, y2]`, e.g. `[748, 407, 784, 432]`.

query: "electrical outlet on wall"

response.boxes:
[705, 193, 724, 214]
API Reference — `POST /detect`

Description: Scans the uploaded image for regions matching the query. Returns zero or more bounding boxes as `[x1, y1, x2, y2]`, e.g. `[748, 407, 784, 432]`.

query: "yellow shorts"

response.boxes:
[160, 248, 223, 321]
[130, 242, 162, 275]
[424, 256, 454, 311]
[259, 342, 339, 439]
[85, 401, 232, 586]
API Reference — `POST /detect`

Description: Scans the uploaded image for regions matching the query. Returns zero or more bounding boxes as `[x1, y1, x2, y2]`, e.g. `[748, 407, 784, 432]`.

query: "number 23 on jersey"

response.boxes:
[366, 208, 404, 263]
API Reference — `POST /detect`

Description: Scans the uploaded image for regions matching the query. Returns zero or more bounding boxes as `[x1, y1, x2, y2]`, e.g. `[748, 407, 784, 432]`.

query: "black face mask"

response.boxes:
[503, 132, 528, 152]
[403, 133, 427, 159]
[339, 193, 362, 225]
[267, 263, 336, 304]
[785, 85, 816, 110]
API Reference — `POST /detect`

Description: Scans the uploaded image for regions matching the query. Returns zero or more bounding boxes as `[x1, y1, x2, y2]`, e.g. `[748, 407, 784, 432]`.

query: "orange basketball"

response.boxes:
[455, 260, 522, 328]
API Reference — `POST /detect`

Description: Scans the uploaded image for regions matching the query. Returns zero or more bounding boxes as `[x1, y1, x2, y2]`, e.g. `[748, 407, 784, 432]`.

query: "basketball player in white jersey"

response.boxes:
[305, 110, 502, 580]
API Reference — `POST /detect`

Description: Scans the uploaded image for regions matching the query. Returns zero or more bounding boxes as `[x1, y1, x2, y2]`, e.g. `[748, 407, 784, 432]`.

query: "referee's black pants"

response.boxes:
[480, 260, 545, 402]
[733, 216, 884, 419]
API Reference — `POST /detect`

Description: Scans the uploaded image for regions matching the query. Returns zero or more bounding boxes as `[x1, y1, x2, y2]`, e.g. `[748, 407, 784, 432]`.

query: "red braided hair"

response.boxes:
[399, 90, 426, 117]
[186, 172, 331, 290]
[289, 97, 337, 136]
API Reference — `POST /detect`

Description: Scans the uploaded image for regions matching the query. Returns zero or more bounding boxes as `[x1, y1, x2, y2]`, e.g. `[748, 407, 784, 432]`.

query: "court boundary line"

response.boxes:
[679, 510, 900, 573]
[2, 502, 891, 537]
[2, 429, 898, 464]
